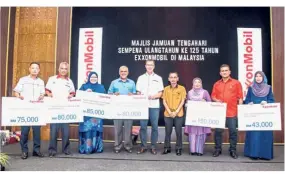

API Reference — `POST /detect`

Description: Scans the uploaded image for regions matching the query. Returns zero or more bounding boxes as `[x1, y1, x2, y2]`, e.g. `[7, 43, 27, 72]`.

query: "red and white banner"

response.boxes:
[237, 28, 262, 98]
[77, 28, 103, 88]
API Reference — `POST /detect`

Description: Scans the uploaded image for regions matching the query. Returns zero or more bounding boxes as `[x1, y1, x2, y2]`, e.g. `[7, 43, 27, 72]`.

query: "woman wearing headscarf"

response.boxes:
[184, 77, 212, 156]
[244, 71, 275, 160]
[78, 71, 106, 154]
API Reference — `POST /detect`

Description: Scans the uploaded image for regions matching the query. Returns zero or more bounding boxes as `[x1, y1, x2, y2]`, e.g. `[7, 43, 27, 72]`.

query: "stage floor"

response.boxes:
[2, 141, 284, 171]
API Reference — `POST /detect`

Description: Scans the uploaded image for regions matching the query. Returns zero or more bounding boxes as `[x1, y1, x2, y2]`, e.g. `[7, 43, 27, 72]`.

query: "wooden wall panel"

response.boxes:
[0, 7, 9, 98]
[12, 7, 57, 140]
[7, 7, 16, 97]
[10, 7, 73, 140]
[56, 7, 72, 69]
[16, 34, 55, 63]
[0, 7, 10, 128]
[271, 7, 284, 143]
[1, 7, 16, 131]
[13, 7, 57, 85]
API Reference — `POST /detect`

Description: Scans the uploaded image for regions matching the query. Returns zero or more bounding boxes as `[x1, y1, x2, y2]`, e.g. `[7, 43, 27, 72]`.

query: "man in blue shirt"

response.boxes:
[108, 66, 136, 153]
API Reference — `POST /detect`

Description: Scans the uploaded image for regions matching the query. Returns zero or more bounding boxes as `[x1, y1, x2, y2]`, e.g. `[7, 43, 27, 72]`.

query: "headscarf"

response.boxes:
[79, 71, 105, 94]
[251, 71, 270, 97]
[188, 77, 205, 101]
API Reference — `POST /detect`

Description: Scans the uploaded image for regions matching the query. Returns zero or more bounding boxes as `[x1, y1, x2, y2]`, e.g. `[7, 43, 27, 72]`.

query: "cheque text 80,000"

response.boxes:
[120, 111, 141, 117]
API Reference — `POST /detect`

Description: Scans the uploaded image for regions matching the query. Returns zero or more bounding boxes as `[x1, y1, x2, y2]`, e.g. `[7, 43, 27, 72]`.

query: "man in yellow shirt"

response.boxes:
[162, 72, 186, 156]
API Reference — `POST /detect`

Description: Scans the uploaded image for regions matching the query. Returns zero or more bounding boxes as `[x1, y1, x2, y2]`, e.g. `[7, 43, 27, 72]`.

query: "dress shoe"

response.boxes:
[212, 150, 222, 157]
[190, 152, 197, 156]
[49, 152, 56, 158]
[150, 149, 157, 155]
[229, 151, 238, 159]
[176, 149, 182, 156]
[137, 148, 147, 154]
[21, 152, 28, 160]
[250, 157, 259, 160]
[162, 149, 171, 154]
[125, 148, 132, 153]
[64, 151, 72, 156]
[132, 135, 138, 145]
[33, 151, 44, 157]
[132, 141, 138, 146]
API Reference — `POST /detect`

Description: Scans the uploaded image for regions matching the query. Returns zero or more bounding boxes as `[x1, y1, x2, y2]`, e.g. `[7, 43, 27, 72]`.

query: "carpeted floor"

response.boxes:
[2, 141, 284, 171]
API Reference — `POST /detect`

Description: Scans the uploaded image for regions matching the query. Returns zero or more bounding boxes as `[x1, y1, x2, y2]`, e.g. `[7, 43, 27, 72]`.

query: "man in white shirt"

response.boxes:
[13, 62, 45, 159]
[136, 60, 164, 155]
[45, 62, 75, 157]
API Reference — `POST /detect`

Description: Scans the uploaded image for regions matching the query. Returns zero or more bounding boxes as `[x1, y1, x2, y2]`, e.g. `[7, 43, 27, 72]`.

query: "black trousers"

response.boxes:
[214, 117, 238, 152]
[164, 116, 184, 150]
[20, 126, 41, 153]
[48, 123, 70, 153]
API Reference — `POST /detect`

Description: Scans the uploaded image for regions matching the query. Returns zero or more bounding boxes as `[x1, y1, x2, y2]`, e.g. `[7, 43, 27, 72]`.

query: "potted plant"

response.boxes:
[0, 131, 9, 171]
[0, 152, 9, 171]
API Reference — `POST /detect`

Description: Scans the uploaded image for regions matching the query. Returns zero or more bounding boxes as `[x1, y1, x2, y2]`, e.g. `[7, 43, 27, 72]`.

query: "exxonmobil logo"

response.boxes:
[84, 31, 94, 79]
[243, 31, 254, 97]
[69, 99, 81, 102]
[29, 100, 44, 103]
[99, 95, 111, 99]
[262, 105, 278, 109]
[238, 28, 262, 99]
[211, 103, 224, 107]
[133, 96, 146, 99]
[78, 28, 102, 88]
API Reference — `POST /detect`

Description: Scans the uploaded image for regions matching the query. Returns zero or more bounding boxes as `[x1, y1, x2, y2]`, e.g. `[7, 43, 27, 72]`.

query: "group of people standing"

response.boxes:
[14, 62, 75, 159]
[13, 60, 275, 161]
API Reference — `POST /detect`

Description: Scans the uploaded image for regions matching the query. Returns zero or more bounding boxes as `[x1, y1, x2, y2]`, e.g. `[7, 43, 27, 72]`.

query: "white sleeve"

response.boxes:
[158, 76, 164, 92]
[69, 80, 75, 94]
[45, 77, 53, 92]
[40, 79, 45, 95]
[13, 78, 23, 93]
[136, 76, 142, 92]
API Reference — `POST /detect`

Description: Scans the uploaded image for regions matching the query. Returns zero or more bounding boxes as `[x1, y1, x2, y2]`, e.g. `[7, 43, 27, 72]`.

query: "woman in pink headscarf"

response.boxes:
[184, 77, 212, 156]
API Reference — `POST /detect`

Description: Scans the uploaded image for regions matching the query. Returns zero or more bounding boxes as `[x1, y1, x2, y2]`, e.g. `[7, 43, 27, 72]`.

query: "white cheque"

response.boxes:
[45, 97, 83, 123]
[185, 101, 227, 129]
[111, 95, 149, 120]
[238, 103, 281, 131]
[77, 90, 149, 120]
[76, 90, 112, 119]
[1, 97, 47, 126]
